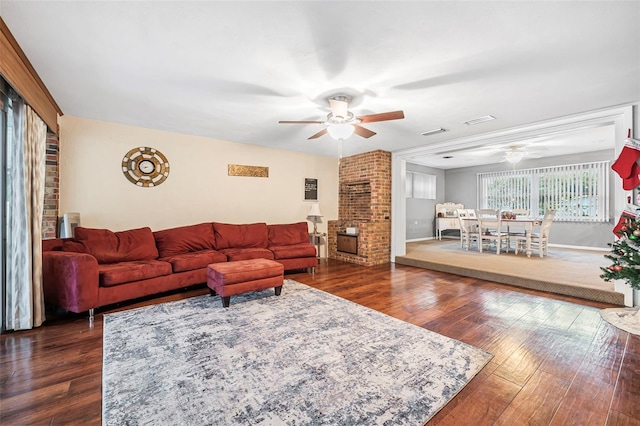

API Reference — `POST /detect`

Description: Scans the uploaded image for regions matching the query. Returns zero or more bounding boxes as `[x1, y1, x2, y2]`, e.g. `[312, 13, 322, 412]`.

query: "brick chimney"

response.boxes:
[328, 150, 391, 266]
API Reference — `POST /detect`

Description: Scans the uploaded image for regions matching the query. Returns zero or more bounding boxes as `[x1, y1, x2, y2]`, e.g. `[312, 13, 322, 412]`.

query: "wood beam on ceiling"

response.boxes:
[0, 17, 62, 133]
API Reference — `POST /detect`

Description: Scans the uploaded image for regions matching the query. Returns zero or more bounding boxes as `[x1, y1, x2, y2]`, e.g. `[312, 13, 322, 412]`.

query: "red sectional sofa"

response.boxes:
[42, 221, 317, 317]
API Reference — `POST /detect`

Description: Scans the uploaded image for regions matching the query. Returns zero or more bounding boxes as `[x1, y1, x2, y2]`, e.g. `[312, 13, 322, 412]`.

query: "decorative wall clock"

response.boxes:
[121, 146, 170, 187]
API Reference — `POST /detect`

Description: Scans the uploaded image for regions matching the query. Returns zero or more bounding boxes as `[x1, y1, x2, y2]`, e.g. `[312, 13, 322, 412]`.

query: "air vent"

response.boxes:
[463, 115, 496, 126]
[420, 128, 447, 136]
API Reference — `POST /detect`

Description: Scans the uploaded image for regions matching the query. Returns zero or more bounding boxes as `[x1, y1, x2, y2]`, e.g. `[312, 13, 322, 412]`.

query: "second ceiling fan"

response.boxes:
[279, 95, 405, 140]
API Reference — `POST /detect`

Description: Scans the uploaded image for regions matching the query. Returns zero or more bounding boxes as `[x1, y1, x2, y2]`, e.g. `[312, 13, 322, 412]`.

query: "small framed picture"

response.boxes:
[304, 178, 318, 201]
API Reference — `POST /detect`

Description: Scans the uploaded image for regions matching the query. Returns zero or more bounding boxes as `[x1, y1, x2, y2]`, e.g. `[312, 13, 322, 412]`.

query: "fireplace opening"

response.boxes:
[337, 233, 358, 255]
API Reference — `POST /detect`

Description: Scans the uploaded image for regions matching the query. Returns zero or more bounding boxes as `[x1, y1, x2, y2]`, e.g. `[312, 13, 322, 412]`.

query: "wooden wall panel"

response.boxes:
[0, 18, 62, 133]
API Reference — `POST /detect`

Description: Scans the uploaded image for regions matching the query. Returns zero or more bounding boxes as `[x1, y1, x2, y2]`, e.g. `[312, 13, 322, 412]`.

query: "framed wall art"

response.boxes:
[304, 178, 318, 201]
[228, 164, 269, 177]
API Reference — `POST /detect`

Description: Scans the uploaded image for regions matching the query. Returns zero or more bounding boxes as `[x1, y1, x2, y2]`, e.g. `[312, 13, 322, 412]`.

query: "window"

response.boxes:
[406, 172, 436, 199]
[478, 161, 609, 222]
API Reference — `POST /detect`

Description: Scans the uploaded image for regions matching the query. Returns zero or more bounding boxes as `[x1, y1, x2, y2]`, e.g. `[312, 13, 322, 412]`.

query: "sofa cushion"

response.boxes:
[61, 240, 89, 253]
[269, 243, 317, 260]
[213, 222, 268, 250]
[267, 222, 310, 246]
[160, 249, 227, 273]
[74, 227, 159, 264]
[98, 260, 172, 287]
[153, 223, 216, 258]
[218, 247, 274, 262]
[43, 238, 67, 252]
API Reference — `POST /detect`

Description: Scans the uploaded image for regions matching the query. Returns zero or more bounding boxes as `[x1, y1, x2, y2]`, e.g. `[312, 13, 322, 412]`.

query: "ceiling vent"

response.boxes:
[463, 115, 496, 126]
[420, 128, 447, 136]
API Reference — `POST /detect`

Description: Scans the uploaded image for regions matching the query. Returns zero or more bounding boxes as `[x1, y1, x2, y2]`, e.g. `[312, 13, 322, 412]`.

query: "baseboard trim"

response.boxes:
[406, 237, 434, 242]
[549, 243, 608, 252]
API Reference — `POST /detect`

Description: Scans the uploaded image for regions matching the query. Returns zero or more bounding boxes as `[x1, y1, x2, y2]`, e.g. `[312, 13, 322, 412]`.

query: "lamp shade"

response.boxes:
[307, 203, 323, 219]
[326, 124, 355, 141]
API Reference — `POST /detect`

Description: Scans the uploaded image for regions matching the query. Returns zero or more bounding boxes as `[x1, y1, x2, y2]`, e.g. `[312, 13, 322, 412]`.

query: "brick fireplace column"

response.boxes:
[328, 150, 391, 266]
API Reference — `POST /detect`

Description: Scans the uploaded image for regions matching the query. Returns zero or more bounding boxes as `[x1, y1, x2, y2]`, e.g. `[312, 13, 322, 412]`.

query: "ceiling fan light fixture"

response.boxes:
[327, 123, 355, 141]
[327, 111, 355, 124]
[505, 150, 524, 163]
[463, 115, 497, 126]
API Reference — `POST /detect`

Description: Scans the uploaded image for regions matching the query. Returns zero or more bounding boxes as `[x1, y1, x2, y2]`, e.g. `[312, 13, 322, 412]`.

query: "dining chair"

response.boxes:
[475, 209, 501, 245]
[476, 209, 499, 218]
[465, 209, 479, 232]
[456, 209, 468, 248]
[476, 215, 510, 254]
[514, 209, 556, 257]
[456, 209, 479, 250]
[511, 209, 530, 217]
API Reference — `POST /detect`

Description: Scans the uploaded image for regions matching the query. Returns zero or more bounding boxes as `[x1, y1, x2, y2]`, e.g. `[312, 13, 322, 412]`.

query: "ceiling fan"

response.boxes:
[501, 144, 548, 163]
[279, 95, 404, 140]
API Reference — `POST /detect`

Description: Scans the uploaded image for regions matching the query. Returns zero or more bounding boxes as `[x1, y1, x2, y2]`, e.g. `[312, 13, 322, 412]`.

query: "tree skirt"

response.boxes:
[102, 279, 493, 425]
[600, 307, 640, 335]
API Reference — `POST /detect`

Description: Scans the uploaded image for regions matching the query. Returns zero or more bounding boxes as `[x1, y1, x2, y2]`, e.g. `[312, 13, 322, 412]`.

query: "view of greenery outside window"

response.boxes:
[478, 161, 609, 222]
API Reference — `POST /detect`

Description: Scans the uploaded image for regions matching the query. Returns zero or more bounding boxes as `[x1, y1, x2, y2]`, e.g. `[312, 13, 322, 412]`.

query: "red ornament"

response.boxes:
[614, 265, 623, 272]
[621, 226, 628, 232]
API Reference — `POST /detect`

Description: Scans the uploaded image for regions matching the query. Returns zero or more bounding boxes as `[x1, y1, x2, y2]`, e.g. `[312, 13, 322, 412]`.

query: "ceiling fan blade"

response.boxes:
[357, 110, 405, 123]
[353, 125, 376, 138]
[279, 120, 325, 124]
[308, 128, 328, 140]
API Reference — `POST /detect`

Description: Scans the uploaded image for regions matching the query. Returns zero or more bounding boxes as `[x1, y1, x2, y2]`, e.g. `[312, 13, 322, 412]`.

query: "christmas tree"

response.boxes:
[601, 216, 640, 289]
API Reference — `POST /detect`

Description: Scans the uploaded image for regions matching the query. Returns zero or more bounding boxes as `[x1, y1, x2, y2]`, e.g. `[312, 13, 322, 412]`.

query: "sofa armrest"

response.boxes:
[42, 251, 100, 313]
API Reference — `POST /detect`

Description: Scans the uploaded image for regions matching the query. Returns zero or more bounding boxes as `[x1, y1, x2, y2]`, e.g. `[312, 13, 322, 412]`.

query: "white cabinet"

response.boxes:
[435, 202, 464, 240]
[436, 217, 460, 240]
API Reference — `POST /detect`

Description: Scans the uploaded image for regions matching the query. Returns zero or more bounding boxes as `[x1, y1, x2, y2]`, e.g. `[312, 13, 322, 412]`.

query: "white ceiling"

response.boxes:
[1, 1, 639, 168]
[409, 123, 617, 169]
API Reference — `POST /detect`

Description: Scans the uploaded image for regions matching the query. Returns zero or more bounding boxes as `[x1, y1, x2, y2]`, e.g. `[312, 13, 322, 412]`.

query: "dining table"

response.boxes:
[463, 217, 543, 257]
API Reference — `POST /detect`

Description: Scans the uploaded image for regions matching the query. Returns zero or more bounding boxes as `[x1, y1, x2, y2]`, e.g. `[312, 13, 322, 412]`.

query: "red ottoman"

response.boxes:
[207, 258, 284, 307]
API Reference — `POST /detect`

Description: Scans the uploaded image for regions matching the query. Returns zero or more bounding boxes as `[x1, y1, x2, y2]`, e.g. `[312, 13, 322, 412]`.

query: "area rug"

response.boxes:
[102, 279, 492, 425]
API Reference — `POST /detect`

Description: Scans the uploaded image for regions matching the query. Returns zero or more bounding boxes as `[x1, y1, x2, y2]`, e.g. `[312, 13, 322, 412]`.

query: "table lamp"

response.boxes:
[307, 203, 323, 234]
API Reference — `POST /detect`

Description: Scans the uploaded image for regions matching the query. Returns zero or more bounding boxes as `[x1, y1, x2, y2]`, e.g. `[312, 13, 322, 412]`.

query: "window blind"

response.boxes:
[407, 171, 436, 199]
[478, 161, 609, 222]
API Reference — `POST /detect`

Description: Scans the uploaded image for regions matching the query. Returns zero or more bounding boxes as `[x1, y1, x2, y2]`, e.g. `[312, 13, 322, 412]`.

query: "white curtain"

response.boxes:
[5, 103, 46, 330]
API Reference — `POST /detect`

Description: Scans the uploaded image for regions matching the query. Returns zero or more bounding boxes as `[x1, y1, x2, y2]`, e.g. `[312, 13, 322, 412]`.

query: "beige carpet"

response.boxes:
[396, 239, 622, 305]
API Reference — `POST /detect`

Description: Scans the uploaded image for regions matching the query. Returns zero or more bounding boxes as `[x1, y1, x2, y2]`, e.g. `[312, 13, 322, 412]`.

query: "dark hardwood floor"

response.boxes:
[2, 259, 640, 425]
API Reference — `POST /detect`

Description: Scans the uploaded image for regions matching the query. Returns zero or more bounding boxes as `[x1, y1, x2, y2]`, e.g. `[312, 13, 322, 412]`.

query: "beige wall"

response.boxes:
[59, 116, 338, 234]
